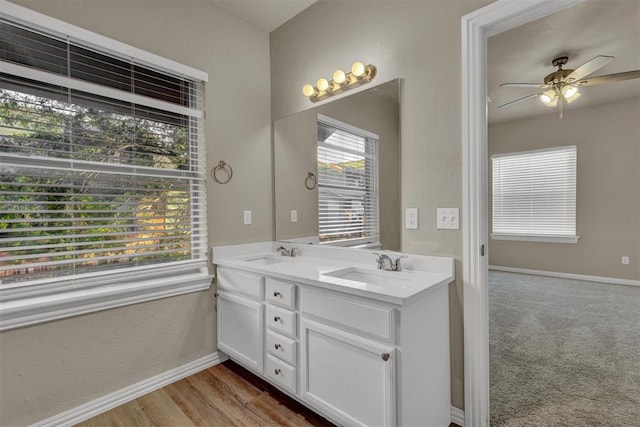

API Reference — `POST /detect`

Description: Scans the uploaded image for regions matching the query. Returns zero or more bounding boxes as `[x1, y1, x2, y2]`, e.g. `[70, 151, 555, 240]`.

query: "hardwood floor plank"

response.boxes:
[185, 368, 275, 426]
[75, 361, 334, 427]
[163, 378, 238, 427]
[135, 389, 196, 427]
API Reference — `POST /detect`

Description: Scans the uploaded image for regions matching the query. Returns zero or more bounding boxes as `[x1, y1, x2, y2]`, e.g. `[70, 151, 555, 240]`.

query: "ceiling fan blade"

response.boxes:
[566, 55, 615, 82]
[497, 93, 540, 109]
[576, 70, 640, 86]
[500, 83, 548, 88]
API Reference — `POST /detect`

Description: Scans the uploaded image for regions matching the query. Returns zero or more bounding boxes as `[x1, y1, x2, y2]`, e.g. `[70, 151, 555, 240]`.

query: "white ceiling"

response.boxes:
[211, 0, 639, 124]
[211, 0, 317, 32]
[488, 0, 640, 124]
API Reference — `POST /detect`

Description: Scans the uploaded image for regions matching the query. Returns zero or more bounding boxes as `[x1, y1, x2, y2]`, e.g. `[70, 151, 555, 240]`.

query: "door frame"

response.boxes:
[460, 1, 585, 425]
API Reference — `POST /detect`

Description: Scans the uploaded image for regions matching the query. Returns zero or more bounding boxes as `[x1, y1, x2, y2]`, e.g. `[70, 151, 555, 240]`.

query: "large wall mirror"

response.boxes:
[274, 79, 400, 250]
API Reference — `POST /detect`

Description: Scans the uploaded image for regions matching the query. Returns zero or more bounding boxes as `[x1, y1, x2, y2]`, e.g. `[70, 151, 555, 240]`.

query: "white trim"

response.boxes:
[0, 0, 208, 82]
[317, 113, 380, 140]
[31, 352, 228, 427]
[461, 1, 585, 426]
[489, 265, 640, 287]
[490, 144, 576, 159]
[0, 272, 212, 331]
[490, 234, 580, 244]
[451, 406, 465, 426]
[2, 62, 203, 118]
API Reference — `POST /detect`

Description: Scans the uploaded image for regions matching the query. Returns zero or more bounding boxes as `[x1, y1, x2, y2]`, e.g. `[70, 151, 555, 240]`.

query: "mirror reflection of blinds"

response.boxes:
[317, 117, 379, 246]
[492, 145, 577, 237]
[0, 19, 207, 284]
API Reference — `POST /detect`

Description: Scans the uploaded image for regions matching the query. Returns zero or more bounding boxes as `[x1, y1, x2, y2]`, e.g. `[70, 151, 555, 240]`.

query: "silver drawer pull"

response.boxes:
[273, 291, 281, 297]
[274, 368, 281, 375]
[274, 343, 281, 350]
[381, 352, 390, 361]
[273, 316, 281, 322]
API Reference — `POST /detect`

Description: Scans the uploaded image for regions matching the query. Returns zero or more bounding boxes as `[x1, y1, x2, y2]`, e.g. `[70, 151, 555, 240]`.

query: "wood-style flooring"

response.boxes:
[76, 360, 460, 427]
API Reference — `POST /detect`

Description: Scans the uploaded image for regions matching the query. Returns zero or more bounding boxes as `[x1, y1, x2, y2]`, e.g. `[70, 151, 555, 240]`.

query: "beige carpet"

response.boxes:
[489, 271, 640, 426]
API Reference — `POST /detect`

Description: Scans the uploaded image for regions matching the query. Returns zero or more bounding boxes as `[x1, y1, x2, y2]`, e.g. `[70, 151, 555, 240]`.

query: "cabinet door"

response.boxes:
[300, 318, 396, 427]
[217, 291, 264, 373]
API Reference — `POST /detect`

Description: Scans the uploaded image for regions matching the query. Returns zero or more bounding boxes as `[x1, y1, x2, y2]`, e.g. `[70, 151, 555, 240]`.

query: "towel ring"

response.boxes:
[212, 160, 233, 184]
[305, 171, 317, 190]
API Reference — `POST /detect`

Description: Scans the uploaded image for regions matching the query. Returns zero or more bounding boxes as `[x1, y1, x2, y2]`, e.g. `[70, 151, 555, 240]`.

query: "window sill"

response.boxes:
[0, 272, 212, 332]
[490, 233, 580, 244]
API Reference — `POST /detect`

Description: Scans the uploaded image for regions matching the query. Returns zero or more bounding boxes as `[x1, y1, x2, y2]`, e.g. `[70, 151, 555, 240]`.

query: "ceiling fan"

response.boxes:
[498, 55, 640, 119]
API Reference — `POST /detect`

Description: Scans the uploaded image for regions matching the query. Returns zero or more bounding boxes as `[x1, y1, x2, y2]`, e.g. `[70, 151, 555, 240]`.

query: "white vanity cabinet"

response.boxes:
[298, 285, 451, 427]
[214, 253, 452, 427]
[216, 268, 265, 374]
[300, 317, 396, 426]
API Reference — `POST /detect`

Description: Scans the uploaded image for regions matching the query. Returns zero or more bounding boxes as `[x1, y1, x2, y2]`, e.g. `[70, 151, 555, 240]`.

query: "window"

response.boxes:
[317, 114, 379, 247]
[491, 145, 578, 243]
[0, 3, 209, 330]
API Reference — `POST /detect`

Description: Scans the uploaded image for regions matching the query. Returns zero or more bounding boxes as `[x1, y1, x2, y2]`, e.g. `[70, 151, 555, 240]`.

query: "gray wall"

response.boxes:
[489, 98, 640, 281]
[271, 0, 493, 409]
[0, 1, 271, 425]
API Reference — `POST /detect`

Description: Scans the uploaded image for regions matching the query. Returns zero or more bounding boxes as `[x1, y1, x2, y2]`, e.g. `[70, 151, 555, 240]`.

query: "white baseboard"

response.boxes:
[489, 265, 640, 287]
[451, 406, 465, 426]
[33, 352, 228, 427]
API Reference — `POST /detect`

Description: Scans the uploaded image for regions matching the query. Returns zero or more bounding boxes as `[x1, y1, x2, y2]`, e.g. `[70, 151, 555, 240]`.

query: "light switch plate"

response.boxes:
[243, 210, 252, 225]
[406, 208, 418, 229]
[437, 208, 459, 230]
[291, 209, 298, 223]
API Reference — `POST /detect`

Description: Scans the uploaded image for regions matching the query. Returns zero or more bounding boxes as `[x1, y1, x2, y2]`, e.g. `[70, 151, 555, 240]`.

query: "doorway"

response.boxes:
[460, 1, 587, 426]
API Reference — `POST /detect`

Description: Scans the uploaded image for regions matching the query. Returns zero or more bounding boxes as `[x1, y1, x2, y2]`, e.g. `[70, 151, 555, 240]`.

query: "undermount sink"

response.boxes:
[244, 255, 288, 265]
[323, 267, 413, 286]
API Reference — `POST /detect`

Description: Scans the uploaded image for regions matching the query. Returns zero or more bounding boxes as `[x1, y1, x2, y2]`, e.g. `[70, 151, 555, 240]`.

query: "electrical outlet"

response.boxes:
[243, 210, 252, 225]
[406, 208, 418, 229]
[622, 256, 630, 265]
[291, 209, 298, 223]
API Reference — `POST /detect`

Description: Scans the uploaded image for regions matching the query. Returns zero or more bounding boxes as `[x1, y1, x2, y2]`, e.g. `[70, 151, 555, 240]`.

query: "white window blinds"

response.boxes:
[0, 18, 208, 284]
[492, 145, 577, 241]
[317, 115, 379, 246]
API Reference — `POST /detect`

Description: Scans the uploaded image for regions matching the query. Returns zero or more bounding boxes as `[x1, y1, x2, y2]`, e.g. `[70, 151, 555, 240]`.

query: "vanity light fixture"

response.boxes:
[302, 61, 377, 102]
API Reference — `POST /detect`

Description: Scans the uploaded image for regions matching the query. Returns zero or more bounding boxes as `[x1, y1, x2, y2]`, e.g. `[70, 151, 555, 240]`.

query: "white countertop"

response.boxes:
[212, 242, 455, 305]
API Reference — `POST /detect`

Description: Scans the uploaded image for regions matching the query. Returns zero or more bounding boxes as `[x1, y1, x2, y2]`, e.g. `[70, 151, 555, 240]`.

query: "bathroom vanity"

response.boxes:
[213, 242, 454, 427]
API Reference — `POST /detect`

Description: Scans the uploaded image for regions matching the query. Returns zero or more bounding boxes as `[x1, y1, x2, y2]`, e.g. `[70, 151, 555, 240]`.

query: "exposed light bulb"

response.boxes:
[351, 61, 365, 77]
[333, 69, 346, 84]
[302, 84, 315, 97]
[316, 78, 329, 91]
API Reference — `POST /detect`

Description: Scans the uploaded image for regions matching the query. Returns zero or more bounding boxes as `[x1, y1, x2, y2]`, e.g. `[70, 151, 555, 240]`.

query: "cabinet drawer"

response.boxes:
[217, 268, 264, 301]
[266, 304, 297, 338]
[266, 329, 297, 366]
[265, 354, 297, 394]
[300, 288, 395, 343]
[265, 279, 296, 309]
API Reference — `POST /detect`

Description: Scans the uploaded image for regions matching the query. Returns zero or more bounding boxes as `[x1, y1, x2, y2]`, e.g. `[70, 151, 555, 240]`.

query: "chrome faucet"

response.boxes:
[374, 253, 408, 271]
[276, 246, 298, 257]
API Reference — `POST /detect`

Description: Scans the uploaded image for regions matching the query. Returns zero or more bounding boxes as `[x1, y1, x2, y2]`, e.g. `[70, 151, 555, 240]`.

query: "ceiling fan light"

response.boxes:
[539, 90, 557, 106]
[565, 91, 581, 104]
[562, 86, 580, 104]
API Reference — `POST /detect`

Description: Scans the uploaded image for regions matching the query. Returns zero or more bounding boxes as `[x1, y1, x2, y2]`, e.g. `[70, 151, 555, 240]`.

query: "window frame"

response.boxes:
[316, 114, 380, 248]
[0, 0, 211, 331]
[490, 145, 579, 244]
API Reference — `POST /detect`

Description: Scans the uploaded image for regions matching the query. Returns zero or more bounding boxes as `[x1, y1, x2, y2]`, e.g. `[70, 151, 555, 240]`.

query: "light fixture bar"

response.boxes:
[302, 61, 377, 102]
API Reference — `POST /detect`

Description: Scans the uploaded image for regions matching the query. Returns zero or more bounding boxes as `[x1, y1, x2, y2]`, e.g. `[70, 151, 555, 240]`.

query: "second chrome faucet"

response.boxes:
[374, 253, 407, 271]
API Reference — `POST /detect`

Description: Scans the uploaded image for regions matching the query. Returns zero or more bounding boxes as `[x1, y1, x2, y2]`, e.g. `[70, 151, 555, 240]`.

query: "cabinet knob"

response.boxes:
[273, 316, 281, 322]
[273, 291, 281, 297]
[274, 368, 281, 375]
[214, 292, 219, 298]
[274, 343, 281, 350]
[381, 352, 390, 361]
